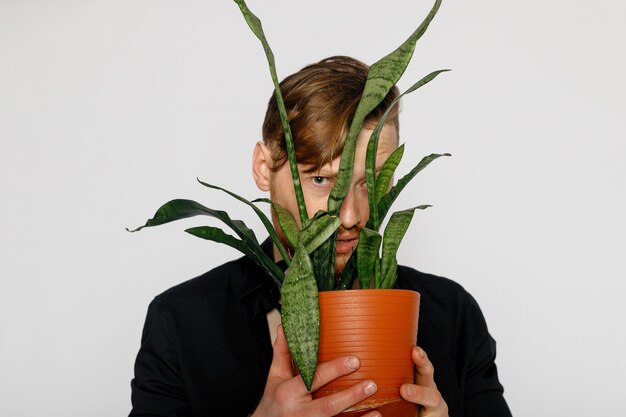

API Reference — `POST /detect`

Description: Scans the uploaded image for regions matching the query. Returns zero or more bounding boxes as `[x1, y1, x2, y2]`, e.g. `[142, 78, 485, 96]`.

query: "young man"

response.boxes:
[130, 56, 512, 417]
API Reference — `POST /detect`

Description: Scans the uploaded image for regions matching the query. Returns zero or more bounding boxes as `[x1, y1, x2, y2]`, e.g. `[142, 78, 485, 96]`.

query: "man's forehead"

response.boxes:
[299, 151, 397, 175]
[294, 124, 398, 174]
[299, 161, 339, 175]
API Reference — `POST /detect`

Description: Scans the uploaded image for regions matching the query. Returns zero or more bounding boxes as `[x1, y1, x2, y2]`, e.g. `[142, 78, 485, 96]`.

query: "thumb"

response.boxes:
[268, 325, 294, 380]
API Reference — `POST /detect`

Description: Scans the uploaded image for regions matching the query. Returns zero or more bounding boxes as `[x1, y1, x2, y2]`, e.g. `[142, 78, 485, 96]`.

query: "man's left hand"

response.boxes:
[399, 346, 449, 417]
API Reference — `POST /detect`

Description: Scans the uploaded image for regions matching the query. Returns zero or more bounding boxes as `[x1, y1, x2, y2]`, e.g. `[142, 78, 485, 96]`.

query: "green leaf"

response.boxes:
[375, 144, 405, 204]
[300, 212, 340, 291]
[379, 258, 398, 291]
[253, 201, 340, 291]
[271, 202, 299, 250]
[185, 225, 246, 252]
[365, 69, 450, 230]
[128, 198, 259, 242]
[299, 214, 341, 255]
[254, 200, 340, 256]
[127, 199, 284, 284]
[377, 153, 450, 223]
[305, 210, 339, 291]
[198, 180, 290, 265]
[127, 199, 220, 231]
[356, 228, 382, 289]
[281, 240, 320, 391]
[185, 226, 283, 287]
[398, 68, 451, 97]
[234, 0, 308, 224]
[335, 251, 358, 290]
[309, 237, 336, 292]
[327, 0, 443, 214]
[379, 206, 430, 288]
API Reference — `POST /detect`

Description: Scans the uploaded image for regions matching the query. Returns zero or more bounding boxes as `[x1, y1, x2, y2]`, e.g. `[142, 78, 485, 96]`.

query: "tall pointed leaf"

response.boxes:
[310, 238, 336, 292]
[281, 240, 319, 390]
[335, 251, 358, 290]
[198, 180, 290, 265]
[127, 199, 281, 283]
[185, 226, 283, 287]
[380, 258, 398, 291]
[377, 153, 450, 223]
[303, 212, 336, 292]
[365, 69, 450, 230]
[270, 201, 299, 250]
[327, 0, 443, 214]
[252, 197, 300, 253]
[299, 214, 341, 255]
[128, 199, 258, 243]
[380, 206, 429, 288]
[254, 199, 340, 256]
[127, 199, 225, 231]
[129, 199, 252, 240]
[234, 0, 307, 223]
[356, 227, 382, 289]
[375, 144, 405, 205]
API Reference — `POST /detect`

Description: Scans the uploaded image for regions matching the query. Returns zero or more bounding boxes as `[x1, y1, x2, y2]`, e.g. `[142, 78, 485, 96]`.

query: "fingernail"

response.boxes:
[403, 384, 416, 396]
[364, 381, 377, 395]
[416, 347, 425, 358]
[347, 356, 360, 369]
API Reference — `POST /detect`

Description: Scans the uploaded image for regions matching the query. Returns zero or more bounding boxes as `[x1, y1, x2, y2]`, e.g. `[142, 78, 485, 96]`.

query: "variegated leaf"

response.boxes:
[281, 240, 320, 390]
[356, 227, 382, 289]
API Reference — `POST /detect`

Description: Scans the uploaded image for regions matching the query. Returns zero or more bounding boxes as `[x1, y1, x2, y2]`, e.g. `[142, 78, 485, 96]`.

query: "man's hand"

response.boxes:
[252, 325, 380, 417]
[400, 347, 449, 417]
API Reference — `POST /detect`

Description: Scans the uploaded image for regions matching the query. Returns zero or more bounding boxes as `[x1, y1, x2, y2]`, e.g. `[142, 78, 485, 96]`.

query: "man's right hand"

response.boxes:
[251, 325, 380, 417]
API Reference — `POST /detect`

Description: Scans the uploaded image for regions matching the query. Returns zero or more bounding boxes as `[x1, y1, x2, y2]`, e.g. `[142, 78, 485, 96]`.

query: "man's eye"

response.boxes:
[312, 176, 329, 185]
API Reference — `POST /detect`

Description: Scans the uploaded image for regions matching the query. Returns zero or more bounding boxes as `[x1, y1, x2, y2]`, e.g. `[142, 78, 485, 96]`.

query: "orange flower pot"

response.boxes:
[313, 289, 420, 416]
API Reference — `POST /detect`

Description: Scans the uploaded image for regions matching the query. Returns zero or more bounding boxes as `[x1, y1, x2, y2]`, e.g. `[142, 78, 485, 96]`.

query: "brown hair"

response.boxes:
[262, 56, 400, 173]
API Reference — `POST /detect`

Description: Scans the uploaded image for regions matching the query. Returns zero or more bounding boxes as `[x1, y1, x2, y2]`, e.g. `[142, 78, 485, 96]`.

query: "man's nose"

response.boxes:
[338, 188, 366, 230]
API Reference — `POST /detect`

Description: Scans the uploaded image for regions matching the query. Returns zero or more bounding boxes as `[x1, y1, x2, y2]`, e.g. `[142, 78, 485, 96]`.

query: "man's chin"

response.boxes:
[334, 252, 353, 278]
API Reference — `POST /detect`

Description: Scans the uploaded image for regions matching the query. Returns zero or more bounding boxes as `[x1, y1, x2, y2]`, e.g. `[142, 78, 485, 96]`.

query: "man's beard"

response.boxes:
[333, 250, 353, 279]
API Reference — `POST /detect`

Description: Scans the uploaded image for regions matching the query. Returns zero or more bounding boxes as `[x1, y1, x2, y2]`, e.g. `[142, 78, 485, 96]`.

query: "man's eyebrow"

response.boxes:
[315, 169, 339, 176]
[308, 164, 339, 175]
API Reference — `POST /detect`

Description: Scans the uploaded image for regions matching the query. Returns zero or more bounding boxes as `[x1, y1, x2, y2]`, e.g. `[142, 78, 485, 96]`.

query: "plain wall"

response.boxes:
[1, 0, 625, 415]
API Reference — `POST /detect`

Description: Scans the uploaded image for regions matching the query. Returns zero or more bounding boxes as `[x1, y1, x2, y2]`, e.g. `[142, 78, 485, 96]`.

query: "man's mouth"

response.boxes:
[335, 235, 359, 254]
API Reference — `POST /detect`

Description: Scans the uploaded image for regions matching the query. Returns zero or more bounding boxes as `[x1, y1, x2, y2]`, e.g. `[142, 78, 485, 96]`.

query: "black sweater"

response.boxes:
[130, 252, 511, 417]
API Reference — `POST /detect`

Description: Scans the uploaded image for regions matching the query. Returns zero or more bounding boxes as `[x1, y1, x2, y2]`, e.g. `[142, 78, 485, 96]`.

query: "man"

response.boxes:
[130, 56, 512, 417]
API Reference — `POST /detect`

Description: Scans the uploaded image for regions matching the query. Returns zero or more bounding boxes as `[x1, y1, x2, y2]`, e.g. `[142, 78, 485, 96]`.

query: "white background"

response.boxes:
[1, 0, 625, 415]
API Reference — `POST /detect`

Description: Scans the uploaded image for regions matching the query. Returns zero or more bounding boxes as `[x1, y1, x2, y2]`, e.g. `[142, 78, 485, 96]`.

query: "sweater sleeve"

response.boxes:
[462, 294, 512, 417]
[129, 299, 190, 417]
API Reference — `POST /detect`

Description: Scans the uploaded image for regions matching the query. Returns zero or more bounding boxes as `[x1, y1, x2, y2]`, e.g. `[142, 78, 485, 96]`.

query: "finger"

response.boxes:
[412, 346, 437, 388]
[400, 384, 447, 412]
[308, 379, 378, 417]
[267, 325, 295, 380]
[309, 355, 361, 392]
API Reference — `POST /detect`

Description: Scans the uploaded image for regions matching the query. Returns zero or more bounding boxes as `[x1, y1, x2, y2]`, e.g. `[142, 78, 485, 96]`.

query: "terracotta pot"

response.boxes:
[313, 289, 420, 416]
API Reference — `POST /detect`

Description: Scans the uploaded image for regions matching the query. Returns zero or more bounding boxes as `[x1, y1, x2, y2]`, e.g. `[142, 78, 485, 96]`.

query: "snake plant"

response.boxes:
[129, 0, 449, 391]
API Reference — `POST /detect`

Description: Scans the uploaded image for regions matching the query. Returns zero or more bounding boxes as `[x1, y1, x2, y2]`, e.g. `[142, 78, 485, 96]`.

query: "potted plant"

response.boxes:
[129, 0, 449, 414]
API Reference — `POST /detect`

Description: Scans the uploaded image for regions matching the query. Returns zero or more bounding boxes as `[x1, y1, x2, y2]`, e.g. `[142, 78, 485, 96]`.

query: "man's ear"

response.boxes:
[252, 141, 272, 192]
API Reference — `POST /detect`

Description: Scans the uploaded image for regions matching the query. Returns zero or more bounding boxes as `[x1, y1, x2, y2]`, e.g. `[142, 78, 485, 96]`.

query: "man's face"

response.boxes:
[253, 124, 398, 274]
[255, 123, 399, 276]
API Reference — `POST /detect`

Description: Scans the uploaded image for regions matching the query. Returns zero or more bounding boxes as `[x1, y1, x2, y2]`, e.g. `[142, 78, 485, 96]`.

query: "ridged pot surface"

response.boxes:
[313, 289, 420, 416]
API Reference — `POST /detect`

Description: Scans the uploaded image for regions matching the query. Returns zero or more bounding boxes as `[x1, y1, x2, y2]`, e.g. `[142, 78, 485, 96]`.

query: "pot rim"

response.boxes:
[318, 289, 419, 299]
